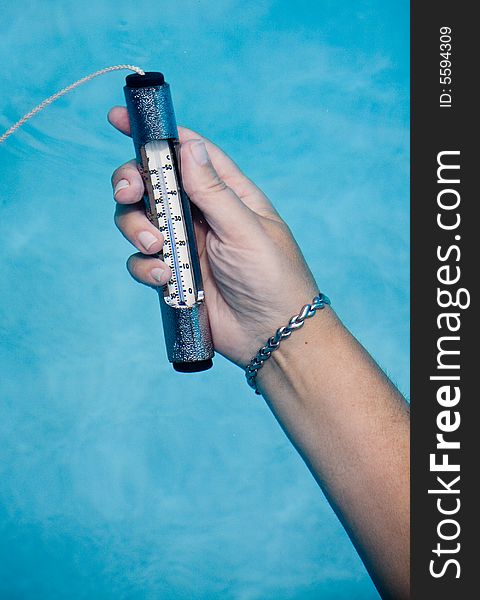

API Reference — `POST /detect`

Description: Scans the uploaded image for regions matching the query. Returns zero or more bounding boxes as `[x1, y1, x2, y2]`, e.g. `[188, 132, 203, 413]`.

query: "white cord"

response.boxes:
[0, 64, 145, 144]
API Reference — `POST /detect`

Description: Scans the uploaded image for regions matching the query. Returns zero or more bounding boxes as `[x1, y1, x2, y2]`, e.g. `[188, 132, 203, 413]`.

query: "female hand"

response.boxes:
[108, 106, 323, 367]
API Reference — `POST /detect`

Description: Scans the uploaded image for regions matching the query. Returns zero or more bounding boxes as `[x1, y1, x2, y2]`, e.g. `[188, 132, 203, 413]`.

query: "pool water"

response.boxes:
[0, 1, 409, 598]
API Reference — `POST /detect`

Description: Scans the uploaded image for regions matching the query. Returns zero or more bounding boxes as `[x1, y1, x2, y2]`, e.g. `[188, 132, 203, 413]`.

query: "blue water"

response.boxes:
[0, 1, 409, 598]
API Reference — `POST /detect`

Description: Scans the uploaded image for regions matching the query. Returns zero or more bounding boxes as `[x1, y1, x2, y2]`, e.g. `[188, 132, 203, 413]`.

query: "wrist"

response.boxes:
[254, 305, 342, 398]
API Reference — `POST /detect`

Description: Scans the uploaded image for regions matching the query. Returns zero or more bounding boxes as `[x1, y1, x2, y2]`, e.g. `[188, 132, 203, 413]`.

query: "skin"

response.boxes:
[108, 106, 410, 599]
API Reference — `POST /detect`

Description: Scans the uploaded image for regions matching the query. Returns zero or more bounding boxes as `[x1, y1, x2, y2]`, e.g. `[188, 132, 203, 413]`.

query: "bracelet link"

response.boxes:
[245, 293, 331, 394]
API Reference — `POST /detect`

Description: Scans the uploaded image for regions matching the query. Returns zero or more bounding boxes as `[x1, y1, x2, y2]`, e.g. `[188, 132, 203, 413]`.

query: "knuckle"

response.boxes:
[263, 218, 292, 245]
[188, 174, 227, 199]
[204, 176, 227, 195]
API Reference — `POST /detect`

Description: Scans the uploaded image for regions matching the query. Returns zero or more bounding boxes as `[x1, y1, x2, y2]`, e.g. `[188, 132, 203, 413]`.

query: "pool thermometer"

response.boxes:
[124, 71, 214, 372]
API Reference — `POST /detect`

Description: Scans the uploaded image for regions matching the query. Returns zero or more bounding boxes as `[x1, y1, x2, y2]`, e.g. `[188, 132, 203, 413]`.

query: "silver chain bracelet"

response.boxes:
[245, 293, 331, 394]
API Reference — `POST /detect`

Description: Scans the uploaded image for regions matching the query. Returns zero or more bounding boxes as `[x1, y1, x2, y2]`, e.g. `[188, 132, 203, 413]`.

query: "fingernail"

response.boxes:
[114, 179, 130, 195]
[190, 140, 209, 166]
[151, 267, 168, 284]
[138, 231, 158, 251]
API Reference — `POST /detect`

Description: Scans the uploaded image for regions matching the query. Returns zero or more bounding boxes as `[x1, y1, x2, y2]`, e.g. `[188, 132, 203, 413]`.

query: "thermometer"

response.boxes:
[124, 72, 214, 372]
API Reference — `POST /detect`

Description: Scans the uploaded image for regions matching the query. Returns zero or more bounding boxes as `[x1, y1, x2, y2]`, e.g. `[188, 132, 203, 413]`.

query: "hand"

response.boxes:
[108, 107, 319, 367]
[108, 110, 409, 600]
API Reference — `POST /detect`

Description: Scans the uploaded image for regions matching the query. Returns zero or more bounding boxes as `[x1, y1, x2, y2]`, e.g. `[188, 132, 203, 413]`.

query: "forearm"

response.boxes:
[256, 308, 410, 599]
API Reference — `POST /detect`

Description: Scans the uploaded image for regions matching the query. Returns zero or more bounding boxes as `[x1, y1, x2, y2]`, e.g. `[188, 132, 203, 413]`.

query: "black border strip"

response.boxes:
[411, 3, 476, 597]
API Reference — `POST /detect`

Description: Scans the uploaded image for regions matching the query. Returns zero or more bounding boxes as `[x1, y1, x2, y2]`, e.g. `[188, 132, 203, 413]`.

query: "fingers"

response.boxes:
[114, 203, 164, 254]
[111, 159, 144, 204]
[180, 139, 261, 241]
[108, 112, 171, 287]
[114, 203, 172, 286]
[107, 106, 235, 184]
[108, 105, 248, 188]
[127, 253, 172, 287]
[107, 106, 277, 217]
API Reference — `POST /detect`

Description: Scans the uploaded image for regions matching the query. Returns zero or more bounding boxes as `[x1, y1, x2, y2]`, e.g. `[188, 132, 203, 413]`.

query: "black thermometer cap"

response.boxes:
[126, 71, 165, 88]
[173, 359, 213, 373]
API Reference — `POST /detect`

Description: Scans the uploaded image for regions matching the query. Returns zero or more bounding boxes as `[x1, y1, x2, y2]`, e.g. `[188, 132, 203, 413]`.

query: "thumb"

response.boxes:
[180, 139, 257, 239]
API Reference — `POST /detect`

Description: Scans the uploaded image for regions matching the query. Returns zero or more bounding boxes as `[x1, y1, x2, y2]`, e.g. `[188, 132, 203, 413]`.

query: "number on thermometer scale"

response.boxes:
[141, 140, 196, 308]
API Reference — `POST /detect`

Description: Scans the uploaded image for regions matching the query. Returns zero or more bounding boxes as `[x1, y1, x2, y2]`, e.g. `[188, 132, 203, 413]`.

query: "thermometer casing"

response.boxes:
[124, 72, 214, 372]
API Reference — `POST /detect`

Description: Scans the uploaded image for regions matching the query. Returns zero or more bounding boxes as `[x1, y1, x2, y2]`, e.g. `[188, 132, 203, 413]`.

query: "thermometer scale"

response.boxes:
[125, 72, 214, 372]
[140, 140, 197, 308]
